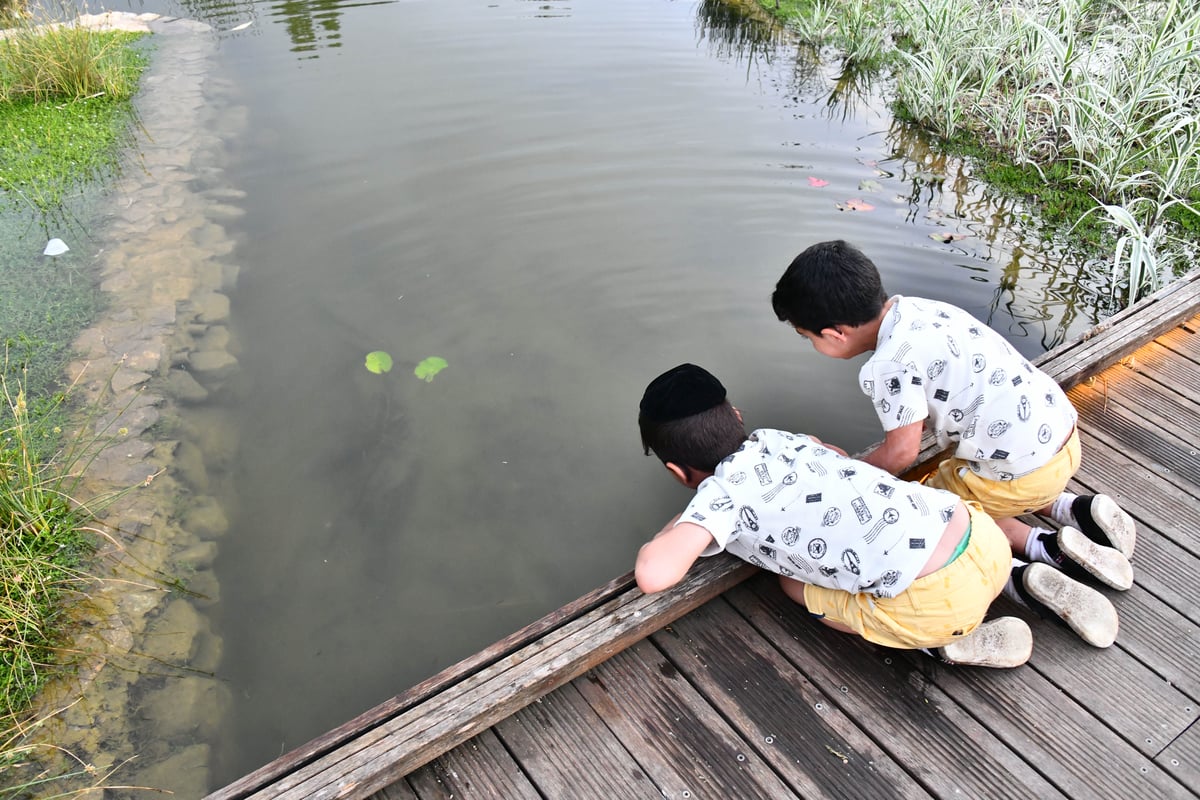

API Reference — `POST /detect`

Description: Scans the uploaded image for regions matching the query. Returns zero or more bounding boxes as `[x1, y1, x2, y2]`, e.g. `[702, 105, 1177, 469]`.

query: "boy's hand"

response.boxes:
[860, 420, 924, 475]
[635, 518, 715, 594]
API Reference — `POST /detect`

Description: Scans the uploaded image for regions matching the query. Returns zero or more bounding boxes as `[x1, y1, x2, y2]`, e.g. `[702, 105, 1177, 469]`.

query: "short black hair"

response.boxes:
[639, 401, 747, 474]
[771, 240, 888, 333]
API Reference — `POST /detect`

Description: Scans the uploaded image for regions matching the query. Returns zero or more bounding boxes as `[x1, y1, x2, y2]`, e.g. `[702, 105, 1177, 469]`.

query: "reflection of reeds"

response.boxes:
[695, 0, 789, 63]
[765, 0, 1200, 305]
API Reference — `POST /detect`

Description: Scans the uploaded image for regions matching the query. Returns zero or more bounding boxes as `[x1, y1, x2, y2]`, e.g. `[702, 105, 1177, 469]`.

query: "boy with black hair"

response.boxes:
[635, 364, 1119, 668]
[771, 240, 1135, 640]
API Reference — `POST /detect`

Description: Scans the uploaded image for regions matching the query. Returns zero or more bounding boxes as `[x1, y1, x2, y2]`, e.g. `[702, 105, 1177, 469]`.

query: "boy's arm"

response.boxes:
[635, 516, 716, 594]
[858, 420, 925, 475]
[807, 436, 848, 457]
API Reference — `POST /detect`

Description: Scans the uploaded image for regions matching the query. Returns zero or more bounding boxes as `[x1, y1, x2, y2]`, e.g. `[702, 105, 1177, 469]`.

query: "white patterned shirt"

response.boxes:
[681, 429, 959, 598]
[860, 296, 1077, 480]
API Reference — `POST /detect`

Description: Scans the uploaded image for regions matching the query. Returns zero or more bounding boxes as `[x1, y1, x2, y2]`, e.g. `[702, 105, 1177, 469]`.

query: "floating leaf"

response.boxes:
[929, 232, 969, 243]
[807, 176, 829, 187]
[365, 351, 393, 374]
[835, 198, 875, 212]
[913, 169, 946, 183]
[414, 356, 448, 382]
[43, 238, 69, 256]
[857, 179, 883, 193]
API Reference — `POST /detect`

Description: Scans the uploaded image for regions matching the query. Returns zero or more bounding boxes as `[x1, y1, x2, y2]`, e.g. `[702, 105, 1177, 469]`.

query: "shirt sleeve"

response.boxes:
[859, 357, 929, 432]
[679, 477, 739, 558]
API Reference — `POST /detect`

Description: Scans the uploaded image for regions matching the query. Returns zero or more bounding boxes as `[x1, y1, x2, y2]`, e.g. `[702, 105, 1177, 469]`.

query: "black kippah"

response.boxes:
[639, 363, 727, 423]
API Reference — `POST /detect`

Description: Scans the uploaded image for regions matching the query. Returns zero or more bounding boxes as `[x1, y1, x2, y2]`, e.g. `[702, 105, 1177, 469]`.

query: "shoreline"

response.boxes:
[22, 12, 246, 796]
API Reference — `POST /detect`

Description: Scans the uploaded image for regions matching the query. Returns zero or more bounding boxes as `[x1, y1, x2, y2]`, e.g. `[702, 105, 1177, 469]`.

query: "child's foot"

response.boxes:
[1037, 526, 1133, 591]
[1014, 563, 1119, 648]
[1071, 494, 1136, 559]
[931, 617, 1032, 668]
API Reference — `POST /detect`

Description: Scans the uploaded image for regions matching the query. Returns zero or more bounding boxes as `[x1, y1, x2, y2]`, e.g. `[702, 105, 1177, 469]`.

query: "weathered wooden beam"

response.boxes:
[208, 270, 1200, 800]
[204, 555, 753, 800]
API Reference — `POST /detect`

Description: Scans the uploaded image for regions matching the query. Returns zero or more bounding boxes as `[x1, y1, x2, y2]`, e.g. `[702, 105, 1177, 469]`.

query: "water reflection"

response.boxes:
[521, 0, 570, 19]
[160, 0, 395, 56]
[823, 61, 882, 121]
[882, 119, 1099, 349]
[695, 0, 785, 62]
[689, 0, 1108, 349]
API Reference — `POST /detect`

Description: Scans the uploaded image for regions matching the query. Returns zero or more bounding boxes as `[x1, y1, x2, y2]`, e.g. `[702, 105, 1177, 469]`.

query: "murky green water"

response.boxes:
[42, 0, 1116, 792]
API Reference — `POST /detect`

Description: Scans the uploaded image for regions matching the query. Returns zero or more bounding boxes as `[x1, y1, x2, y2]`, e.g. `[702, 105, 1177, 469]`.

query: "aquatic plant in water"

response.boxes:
[414, 357, 448, 382]
[364, 351, 393, 374]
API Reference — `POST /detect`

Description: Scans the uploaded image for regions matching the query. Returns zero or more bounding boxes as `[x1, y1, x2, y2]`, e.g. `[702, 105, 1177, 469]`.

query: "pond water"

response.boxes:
[57, 0, 1113, 791]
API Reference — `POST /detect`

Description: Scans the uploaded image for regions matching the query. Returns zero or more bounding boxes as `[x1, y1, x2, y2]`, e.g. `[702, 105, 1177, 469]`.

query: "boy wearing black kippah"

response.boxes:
[636, 364, 1119, 666]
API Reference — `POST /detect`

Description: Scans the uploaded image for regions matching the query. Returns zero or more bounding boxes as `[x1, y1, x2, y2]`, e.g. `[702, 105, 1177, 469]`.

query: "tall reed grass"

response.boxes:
[0, 14, 145, 104]
[766, 0, 1200, 304]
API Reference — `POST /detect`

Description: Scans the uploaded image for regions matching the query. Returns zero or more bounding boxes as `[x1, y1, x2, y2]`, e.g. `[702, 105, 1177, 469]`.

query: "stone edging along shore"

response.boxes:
[26, 12, 248, 795]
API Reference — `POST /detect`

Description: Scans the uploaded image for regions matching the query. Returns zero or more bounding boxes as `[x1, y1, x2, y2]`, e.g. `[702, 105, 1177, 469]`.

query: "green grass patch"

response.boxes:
[0, 16, 151, 793]
[1, 28, 148, 210]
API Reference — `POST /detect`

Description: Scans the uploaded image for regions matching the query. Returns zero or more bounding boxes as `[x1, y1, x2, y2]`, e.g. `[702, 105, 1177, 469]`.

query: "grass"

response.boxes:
[0, 362, 150, 797]
[0, 372, 96, 718]
[758, 0, 1200, 305]
[1, 18, 147, 211]
[1, 8, 151, 796]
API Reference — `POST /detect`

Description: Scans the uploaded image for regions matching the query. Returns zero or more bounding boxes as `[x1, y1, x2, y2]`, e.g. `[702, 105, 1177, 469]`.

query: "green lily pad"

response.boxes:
[414, 356, 448, 382]
[365, 351, 393, 374]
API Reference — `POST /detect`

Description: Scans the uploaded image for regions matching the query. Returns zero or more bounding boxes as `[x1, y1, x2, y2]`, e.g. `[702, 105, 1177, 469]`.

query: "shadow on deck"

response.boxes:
[208, 270, 1200, 799]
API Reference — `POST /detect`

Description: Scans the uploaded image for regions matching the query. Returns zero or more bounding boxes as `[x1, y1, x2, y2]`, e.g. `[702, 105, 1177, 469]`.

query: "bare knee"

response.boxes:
[779, 575, 808, 608]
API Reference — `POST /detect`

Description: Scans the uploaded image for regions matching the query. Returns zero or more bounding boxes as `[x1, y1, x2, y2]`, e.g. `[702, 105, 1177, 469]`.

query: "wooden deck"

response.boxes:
[207, 271, 1200, 800]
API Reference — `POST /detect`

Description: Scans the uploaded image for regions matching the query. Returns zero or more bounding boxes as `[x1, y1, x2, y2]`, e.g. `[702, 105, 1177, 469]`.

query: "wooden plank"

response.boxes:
[1127, 340, 1200, 401]
[1035, 271, 1200, 389]
[1070, 381, 1200, 488]
[1077, 357, 1200, 440]
[206, 570, 642, 800]
[651, 599, 933, 798]
[723, 577, 1065, 799]
[247, 557, 755, 799]
[985, 594, 1195, 756]
[1071, 427, 1200, 555]
[368, 784, 418, 800]
[1158, 719, 1200, 791]
[570, 639, 805, 799]
[1154, 316, 1200, 362]
[403, 729, 540, 800]
[211, 285, 1200, 800]
[492, 686, 658, 798]
[1104, 585, 1200, 701]
[938, 657, 1187, 799]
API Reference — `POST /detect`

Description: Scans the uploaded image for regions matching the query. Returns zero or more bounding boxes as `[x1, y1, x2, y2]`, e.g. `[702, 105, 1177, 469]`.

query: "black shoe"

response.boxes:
[1037, 527, 1132, 591]
[1012, 563, 1119, 648]
[1071, 495, 1136, 559]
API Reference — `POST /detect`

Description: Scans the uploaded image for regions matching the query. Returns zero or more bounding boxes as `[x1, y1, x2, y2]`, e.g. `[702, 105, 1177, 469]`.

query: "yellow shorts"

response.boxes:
[802, 503, 1012, 649]
[925, 430, 1081, 519]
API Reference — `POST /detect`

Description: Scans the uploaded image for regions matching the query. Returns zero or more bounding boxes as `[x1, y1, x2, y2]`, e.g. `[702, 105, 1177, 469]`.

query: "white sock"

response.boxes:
[1050, 493, 1079, 527]
[1002, 557, 1028, 603]
[1022, 527, 1056, 564]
